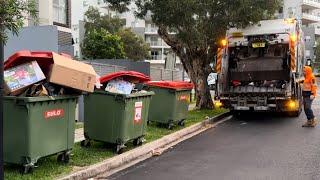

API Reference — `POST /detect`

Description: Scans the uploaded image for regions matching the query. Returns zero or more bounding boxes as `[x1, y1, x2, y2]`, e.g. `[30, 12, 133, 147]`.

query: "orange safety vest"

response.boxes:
[303, 66, 317, 96]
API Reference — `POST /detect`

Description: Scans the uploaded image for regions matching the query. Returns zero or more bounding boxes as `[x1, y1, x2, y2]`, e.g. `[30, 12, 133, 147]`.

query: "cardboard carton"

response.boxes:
[4, 61, 46, 96]
[48, 53, 96, 92]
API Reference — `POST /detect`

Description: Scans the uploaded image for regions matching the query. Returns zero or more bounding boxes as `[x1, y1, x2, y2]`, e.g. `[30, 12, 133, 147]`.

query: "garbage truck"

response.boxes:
[215, 19, 305, 116]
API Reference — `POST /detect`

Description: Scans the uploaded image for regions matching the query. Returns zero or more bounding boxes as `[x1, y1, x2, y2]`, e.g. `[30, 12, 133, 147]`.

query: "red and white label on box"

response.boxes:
[134, 101, 143, 124]
[44, 109, 64, 119]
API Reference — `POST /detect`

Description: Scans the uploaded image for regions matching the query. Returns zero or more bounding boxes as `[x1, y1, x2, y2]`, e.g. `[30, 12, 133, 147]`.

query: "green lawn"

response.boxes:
[4, 108, 227, 180]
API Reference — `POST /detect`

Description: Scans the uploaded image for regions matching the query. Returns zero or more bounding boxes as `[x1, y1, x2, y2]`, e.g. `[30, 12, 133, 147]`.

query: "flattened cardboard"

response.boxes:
[48, 53, 96, 92]
[4, 61, 46, 96]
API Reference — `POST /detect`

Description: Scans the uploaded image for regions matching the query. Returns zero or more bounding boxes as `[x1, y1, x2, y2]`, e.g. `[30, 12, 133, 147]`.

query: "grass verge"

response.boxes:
[75, 122, 84, 129]
[5, 108, 227, 180]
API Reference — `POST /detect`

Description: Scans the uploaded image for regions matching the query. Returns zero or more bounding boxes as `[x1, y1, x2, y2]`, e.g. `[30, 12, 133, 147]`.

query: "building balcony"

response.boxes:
[147, 41, 162, 48]
[145, 27, 158, 34]
[302, 0, 320, 10]
[147, 41, 171, 49]
[315, 25, 320, 36]
[302, 12, 320, 25]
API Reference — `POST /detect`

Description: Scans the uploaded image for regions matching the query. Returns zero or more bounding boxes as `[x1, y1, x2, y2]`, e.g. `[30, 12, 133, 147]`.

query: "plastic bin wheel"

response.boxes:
[21, 164, 34, 174]
[57, 151, 71, 163]
[80, 139, 91, 148]
[178, 119, 186, 127]
[167, 121, 174, 130]
[133, 137, 144, 146]
[115, 144, 126, 154]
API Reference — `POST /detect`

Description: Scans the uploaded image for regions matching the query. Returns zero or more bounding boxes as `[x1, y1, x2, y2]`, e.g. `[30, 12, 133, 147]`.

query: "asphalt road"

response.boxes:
[106, 98, 320, 180]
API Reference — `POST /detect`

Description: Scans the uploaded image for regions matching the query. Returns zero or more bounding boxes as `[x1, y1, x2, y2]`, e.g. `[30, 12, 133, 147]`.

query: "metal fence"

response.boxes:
[84, 61, 127, 76]
[150, 68, 188, 81]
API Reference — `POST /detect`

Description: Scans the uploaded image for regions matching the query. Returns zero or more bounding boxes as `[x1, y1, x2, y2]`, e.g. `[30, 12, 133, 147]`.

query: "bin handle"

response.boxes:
[168, 89, 176, 93]
[14, 98, 26, 106]
[115, 94, 126, 102]
[142, 85, 150, 91]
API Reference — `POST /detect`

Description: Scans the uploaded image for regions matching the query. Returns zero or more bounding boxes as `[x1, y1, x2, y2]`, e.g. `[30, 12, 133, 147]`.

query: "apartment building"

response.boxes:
[283, 0, 320, 61]
[5, 0, 73, 59]
[71, 0, 145, 59]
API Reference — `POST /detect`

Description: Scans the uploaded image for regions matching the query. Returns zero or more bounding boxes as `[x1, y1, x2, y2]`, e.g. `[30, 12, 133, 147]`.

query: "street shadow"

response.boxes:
[231, 111, 299, 125]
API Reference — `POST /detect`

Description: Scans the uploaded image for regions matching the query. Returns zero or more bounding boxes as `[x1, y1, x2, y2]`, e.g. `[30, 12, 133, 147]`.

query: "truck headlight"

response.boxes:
[214, 100, 223, 108]
[288, 100, 297, 109]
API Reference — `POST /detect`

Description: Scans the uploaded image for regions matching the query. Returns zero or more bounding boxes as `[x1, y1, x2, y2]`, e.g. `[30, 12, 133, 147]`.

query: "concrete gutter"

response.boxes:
[60, 112, 232, 180]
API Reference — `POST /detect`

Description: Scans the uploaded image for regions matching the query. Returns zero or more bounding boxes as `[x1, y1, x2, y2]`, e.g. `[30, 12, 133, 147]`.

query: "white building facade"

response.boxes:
[283, 0, 320, 61]
[5, 0, 74, 58]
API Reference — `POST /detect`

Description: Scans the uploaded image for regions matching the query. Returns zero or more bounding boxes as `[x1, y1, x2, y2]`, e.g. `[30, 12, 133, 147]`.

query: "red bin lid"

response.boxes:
[146, 81, 194, 90]
[4, 50, 73, 74]
[99, 71, 151, 84]
[4, 51, 55, 70]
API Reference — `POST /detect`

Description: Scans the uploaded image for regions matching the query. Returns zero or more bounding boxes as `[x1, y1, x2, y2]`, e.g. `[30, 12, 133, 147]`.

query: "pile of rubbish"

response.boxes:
[4, 51, 96, 97]
[97, 71, 151, 95]
[231, 80, 286, 89]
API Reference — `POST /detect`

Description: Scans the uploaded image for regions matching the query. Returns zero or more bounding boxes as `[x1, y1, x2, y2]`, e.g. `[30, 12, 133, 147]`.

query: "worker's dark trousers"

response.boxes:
[303, 96, 315, 121]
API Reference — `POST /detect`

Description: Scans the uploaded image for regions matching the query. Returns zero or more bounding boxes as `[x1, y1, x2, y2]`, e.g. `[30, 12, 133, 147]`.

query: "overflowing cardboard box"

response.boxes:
[4, 51, 97, 95]
[4, 61, 46, 95]
[47, 53, 96, 93]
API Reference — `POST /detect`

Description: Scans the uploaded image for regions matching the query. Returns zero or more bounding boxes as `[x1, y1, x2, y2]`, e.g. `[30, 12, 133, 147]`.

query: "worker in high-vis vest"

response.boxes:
[299, 66, 317, 127]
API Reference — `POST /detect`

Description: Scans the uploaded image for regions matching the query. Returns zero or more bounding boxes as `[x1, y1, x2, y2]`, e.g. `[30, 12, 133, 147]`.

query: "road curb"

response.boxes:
[59, 111, 232, 180]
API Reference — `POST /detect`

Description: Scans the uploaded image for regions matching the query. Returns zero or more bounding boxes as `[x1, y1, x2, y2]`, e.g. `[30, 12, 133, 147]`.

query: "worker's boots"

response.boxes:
[302, 119, 317, 127]
[302, 121, 312, 127]
[310, 118, 317, 127]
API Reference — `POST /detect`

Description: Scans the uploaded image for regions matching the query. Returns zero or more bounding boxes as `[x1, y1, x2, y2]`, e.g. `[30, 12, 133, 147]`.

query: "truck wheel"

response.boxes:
[231, 110, 243, 119]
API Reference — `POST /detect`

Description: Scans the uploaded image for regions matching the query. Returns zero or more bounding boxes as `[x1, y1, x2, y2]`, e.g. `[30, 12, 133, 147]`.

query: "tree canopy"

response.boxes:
[82, 6, 150, 61]
[117, 28, 150, 61]
[104, 0, 281, 109]
[0, 0, 37, 43]
[84, 6, 125, 34]
[82, 28, 126, 59]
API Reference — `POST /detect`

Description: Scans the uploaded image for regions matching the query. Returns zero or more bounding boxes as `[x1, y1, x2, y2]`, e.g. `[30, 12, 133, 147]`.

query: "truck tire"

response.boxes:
[231, 110, 244, 119]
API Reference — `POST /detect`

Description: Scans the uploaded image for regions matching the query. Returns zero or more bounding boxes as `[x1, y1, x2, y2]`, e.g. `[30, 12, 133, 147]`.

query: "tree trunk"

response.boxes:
[186, 57, 213, 110]
[157, 26, 213, 109]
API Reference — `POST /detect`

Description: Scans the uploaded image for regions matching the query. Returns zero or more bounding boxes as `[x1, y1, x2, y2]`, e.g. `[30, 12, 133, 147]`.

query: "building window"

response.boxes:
[305, 36, 311, 42]
[151, 51, 160, 60]
[83, 0, 88, 7]
[53, 0, 68, 25]
[306, 50, 311, 58]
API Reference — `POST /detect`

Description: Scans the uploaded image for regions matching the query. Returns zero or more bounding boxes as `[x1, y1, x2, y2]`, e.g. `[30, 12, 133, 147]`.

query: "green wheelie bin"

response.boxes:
[82, 71, 154, 153]
[145, 81, 193, 129]
[4, 96, 77, 173]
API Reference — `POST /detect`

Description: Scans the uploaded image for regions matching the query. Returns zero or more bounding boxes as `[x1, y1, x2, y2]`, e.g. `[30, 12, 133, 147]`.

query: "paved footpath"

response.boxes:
[105, 85, 320, 180]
